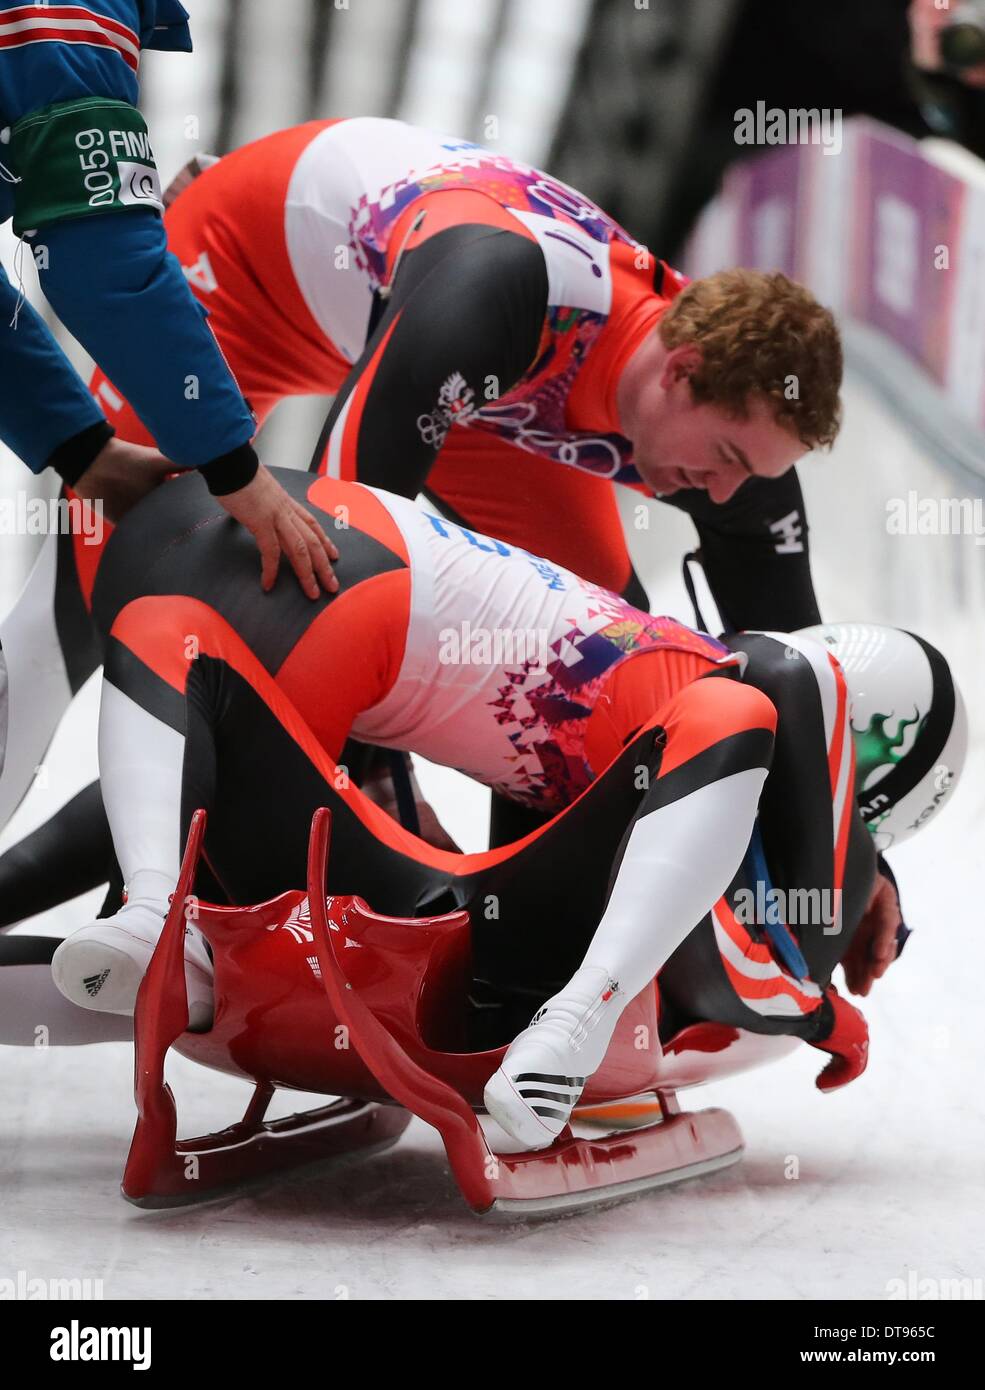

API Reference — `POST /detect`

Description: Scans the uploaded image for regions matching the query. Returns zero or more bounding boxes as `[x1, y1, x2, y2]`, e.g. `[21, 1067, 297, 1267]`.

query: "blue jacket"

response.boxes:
[0, 2, 256, 483]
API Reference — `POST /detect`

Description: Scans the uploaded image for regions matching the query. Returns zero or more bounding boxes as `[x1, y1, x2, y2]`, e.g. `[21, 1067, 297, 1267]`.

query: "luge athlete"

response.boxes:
[29, 469, 964, 1148]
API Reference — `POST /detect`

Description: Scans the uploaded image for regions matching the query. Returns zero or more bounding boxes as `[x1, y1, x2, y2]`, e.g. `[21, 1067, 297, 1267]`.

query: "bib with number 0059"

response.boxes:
[10, 97, 163, 235]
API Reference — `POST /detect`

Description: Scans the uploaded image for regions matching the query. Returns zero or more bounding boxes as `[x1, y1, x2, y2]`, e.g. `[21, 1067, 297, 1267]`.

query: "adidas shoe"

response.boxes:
[51, 900, 214, 1031]
[483, 966, 622, 1151]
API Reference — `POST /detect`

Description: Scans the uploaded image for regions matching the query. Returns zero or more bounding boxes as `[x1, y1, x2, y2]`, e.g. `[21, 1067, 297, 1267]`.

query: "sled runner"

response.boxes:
[121, 809, 792, 1217]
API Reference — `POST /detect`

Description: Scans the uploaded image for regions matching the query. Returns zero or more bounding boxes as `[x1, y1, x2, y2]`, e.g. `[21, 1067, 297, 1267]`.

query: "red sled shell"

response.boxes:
[122, 808, 796, 1217]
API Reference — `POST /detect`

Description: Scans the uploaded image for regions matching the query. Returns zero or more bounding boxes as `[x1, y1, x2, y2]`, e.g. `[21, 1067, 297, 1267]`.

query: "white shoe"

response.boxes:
[51, 901, 214, 1031]
[483, 966, 622, 1151]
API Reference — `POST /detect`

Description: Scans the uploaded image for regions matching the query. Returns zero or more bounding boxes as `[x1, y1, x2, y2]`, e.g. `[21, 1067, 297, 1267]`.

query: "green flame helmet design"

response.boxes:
[852, 708, 926, 791]
[796, 623, 967, 850]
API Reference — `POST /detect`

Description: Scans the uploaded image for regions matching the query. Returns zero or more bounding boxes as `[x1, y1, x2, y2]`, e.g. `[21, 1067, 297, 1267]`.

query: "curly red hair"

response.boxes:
[658, 269, 843, 449]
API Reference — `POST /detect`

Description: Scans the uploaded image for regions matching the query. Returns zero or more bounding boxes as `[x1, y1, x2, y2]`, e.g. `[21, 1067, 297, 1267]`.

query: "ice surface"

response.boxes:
[1, 378, 982, 1300]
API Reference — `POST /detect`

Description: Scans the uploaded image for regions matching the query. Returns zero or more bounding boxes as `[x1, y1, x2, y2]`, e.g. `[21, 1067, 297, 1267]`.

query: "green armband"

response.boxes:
[9, 97, 163, 236]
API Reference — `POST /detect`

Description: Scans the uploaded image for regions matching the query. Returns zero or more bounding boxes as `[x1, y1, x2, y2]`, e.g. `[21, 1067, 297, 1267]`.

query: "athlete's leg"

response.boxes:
[39, 650, 301, 1030]
[0, 782, 116, 931]
[49, 628, 214, 1025]
[49, 588, 283, 1025]
[50, 546, 425, 1022]
[0, 776, 231, 935]
[484, 674, 777, 1148]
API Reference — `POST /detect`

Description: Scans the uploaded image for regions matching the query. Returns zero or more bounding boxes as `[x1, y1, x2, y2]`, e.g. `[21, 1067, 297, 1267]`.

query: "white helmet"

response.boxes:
[798, 622, 967, 851]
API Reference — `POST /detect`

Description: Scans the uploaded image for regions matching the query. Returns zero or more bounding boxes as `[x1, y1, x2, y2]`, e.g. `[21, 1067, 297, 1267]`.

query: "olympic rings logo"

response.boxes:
[417, 413, 449, 449]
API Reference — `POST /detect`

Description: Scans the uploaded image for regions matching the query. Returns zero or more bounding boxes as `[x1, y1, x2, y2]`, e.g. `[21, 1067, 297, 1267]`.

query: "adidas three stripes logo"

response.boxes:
[510, 1071, 586, 1121]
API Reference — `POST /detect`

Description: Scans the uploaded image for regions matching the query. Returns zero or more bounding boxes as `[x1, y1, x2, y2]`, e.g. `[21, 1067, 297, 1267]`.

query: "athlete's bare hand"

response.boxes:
[72, 437, 174, 522]
[842, 871, 902, 997]
[218, 465, 339, 599]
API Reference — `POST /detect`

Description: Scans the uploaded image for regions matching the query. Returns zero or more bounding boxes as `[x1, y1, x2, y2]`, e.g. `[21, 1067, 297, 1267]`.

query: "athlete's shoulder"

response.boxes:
[0, 1, 191, 54]
[0, 1, 189, 123]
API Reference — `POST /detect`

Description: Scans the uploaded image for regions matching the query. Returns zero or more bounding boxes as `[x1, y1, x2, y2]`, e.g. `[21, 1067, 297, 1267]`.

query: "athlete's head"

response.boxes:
[618, 269, 843, 502]
[799, 622, 968, 851]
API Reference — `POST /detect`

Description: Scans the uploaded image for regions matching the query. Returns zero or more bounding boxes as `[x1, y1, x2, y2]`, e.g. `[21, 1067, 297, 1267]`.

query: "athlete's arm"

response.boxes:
[0, 257, 115, 473]
[311, 224, 548, 493]
[726, 631, 876, 1086]
[667, 468, 822, 632]
[728, 631, 876, 974]
[38, 210, 259, 480]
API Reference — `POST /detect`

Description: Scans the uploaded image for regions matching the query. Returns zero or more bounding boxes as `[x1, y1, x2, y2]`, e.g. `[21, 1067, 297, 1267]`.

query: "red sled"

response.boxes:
[122, 808, 797, 1218]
